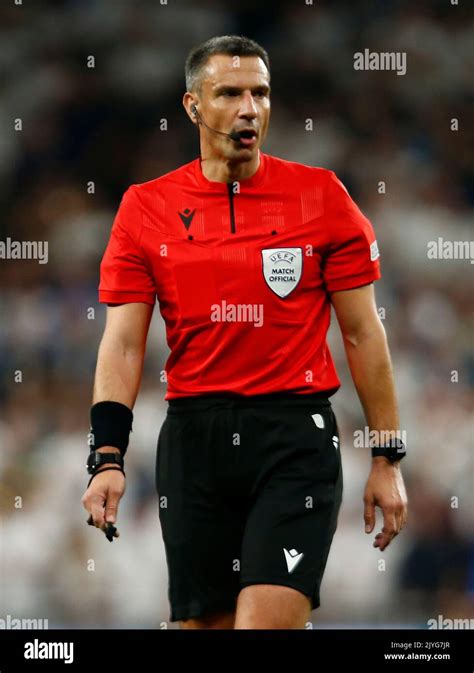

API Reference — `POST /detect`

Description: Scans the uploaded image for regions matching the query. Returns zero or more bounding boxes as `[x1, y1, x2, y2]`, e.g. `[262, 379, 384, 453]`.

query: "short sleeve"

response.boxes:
[322, 171, 381, 293]
[99, 186, 156, 305]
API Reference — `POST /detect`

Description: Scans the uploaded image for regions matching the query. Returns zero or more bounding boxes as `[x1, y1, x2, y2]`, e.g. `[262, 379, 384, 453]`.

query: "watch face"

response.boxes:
[395, 440, 406, 453]
[390, 441, 406, 461]
[87, 451, 98, 473]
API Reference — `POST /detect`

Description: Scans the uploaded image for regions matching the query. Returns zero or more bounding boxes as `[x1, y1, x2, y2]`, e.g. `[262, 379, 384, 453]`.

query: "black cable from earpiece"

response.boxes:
[192, 105, 242, 142]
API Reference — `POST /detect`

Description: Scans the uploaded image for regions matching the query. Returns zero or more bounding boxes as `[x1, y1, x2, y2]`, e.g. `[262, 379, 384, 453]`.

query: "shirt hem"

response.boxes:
[98, 290, 156, 305]
[325, 270, 381, 293]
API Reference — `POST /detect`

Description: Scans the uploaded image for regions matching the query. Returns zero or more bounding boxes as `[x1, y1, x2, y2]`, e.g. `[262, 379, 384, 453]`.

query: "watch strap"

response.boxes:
[371, 439, 406, 462]
[87, 451, 124, 474]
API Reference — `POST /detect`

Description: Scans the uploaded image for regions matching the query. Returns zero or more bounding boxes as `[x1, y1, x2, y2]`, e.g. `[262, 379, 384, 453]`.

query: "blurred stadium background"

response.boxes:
[0, 0, 472, 629]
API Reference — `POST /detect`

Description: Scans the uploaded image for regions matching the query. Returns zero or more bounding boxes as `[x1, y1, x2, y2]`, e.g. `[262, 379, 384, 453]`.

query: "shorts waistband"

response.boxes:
[167, 391, 332, 413]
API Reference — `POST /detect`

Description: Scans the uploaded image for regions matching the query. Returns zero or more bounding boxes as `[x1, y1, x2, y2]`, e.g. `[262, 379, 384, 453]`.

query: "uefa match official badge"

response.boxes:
[261, 248, 303, 298]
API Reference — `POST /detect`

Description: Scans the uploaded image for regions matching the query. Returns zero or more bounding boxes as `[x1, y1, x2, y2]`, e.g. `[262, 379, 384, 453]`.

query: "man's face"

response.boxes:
[191, 54, 271, 161]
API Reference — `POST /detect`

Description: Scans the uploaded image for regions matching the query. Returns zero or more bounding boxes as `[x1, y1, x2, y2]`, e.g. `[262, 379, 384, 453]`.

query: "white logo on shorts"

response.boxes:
[311, 413, 325, 429]
[284, 548, 304, 574]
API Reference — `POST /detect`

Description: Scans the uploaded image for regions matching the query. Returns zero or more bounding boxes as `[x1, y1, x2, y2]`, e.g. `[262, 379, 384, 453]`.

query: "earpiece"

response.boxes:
[191, 104, 197, 116]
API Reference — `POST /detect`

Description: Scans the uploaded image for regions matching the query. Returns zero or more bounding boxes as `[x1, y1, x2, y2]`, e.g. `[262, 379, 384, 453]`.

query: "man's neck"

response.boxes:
[200, 152, 260, 183]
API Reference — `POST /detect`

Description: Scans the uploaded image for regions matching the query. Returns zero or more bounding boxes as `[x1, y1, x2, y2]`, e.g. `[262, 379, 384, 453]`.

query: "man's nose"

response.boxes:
[238, 92, 258, 119]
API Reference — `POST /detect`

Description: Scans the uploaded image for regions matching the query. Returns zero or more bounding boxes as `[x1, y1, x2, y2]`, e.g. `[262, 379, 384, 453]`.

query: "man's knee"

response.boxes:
[235, 584, 312, 629]
[179, 610, 235, 629]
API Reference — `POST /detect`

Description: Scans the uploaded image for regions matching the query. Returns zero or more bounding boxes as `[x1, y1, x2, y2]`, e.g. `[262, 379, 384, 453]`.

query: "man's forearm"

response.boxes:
[92, 337, 145, 410]
[332, 288, 408, 547]
[342, 321, 400, 437]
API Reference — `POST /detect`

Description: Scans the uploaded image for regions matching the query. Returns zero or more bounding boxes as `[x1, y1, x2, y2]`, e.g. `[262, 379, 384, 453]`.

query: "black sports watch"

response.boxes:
[87, 451, 124, 475]
[371, 438, 406, 463]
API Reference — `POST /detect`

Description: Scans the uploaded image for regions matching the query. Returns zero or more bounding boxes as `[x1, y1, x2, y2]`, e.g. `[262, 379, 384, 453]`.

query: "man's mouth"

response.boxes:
[235, 129, 258, 146]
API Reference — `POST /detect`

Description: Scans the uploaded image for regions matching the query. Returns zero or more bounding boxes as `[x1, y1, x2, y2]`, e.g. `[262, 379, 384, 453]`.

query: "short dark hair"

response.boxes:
[185, 35, 270, 94]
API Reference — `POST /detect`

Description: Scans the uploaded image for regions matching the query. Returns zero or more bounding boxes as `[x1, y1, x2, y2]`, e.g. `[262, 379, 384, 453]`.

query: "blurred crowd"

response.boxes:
[0, 0, 473, 628]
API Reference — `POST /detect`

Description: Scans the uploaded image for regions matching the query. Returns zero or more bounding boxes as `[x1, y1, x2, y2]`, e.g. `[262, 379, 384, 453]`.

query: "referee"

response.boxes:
[81, 35, 408, 630]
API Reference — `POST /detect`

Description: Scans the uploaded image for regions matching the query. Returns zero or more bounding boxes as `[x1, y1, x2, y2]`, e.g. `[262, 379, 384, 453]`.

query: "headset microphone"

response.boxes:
[192, 105, 243, 142]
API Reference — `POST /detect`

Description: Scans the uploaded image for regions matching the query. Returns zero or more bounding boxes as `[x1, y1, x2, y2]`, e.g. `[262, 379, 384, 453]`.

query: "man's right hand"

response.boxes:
[81, 448, 126, 534]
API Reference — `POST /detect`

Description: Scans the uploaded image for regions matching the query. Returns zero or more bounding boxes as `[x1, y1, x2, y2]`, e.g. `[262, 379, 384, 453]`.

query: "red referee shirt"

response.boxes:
[99, 151, 381, 399]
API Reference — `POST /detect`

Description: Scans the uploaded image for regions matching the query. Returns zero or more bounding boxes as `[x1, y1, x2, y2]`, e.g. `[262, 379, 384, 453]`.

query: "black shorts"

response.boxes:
[155, 392, 343, 622]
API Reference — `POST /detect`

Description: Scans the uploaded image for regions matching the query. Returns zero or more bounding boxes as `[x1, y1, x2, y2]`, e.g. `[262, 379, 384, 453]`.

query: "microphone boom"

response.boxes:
[195, 109, 243, 142]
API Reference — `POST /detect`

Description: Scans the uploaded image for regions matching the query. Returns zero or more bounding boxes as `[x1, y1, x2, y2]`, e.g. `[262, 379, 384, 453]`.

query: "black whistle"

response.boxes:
[104, 522, 117, 542]
[87, 514, 119, 542]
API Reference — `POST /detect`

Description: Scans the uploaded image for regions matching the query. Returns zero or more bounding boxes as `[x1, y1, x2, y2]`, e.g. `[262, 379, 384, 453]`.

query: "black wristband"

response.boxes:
[87, 466, 126, 489]
[89, 401, 133, 456]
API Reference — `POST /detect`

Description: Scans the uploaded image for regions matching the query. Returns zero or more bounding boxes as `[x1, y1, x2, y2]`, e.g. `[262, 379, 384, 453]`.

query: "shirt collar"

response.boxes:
[194, 150, 266, 190]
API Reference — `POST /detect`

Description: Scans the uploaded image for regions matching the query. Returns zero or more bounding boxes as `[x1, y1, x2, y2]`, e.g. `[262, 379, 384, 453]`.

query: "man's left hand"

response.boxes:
[363, 458, 408, 551]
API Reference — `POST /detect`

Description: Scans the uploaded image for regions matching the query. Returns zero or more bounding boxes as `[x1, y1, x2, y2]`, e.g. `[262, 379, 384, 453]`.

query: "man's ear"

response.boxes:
[183, 92, 199, 124]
